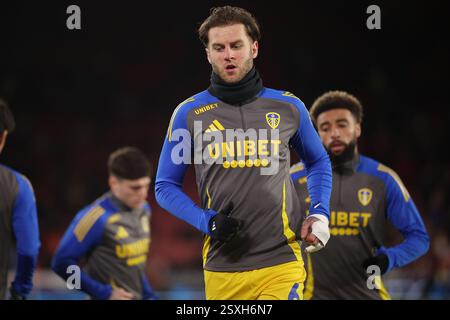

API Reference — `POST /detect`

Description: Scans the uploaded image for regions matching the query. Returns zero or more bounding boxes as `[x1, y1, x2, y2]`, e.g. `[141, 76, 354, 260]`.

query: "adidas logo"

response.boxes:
[115, 226, 129, 240]
[211, 221, 217, 231]
[205, 119, 225, 133]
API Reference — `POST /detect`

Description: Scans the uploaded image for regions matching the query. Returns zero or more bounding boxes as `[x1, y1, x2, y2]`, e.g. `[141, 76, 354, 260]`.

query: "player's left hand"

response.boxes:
[301, 214, 330, 253]
[208, 203, 240, 242]
[362, 253, 389, 275]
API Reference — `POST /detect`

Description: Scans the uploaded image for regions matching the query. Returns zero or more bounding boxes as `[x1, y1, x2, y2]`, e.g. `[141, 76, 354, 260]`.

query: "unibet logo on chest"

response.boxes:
[329, 211, 372, 236]
[207, 139, 281, 168]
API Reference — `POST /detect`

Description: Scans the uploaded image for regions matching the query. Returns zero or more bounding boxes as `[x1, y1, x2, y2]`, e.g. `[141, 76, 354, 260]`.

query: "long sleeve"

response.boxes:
[155, 100, 216, 234]
[51, 206, 113, 299]
[377, 170, 430, 272]
[289, 99, 332, 218]
[11, 172, 40, 298]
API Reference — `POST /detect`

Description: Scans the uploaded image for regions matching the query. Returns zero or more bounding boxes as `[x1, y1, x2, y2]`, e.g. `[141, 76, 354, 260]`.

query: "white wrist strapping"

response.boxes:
[305, 214, 330, 253]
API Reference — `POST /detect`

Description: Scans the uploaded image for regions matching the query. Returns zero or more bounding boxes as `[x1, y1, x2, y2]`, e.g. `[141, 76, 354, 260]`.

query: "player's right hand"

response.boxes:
[301, 214, 330, 253]
[109, 287, 134, 300]
[208, 203, 240, 242]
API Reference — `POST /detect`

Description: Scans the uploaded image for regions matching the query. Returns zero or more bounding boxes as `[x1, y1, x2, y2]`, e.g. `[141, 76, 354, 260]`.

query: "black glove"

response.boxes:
[362, 253, 389, 275]
[208, 203, 240, 242]
[9, 286, 26, 300]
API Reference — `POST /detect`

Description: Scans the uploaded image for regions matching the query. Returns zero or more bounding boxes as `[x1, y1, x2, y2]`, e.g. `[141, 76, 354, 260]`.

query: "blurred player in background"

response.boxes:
[52, 147, 157, 300]
[155, 6, 332, 300]
[291, 91, 430, 299]
[0, 99, 40, 300]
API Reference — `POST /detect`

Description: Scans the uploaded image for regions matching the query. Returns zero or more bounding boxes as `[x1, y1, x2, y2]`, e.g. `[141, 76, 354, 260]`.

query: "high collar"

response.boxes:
[208, 66, 264, 106]
[108, 191, 134, 212]
[333, 152, 360, 175]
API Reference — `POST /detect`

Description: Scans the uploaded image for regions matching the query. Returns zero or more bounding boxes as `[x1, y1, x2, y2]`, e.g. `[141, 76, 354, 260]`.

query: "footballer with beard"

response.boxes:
[290, 90, 429, 299]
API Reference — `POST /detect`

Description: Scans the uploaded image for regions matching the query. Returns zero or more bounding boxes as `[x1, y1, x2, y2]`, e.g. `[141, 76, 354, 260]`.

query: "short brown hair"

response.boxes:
[198, 6, 261, 47]
[108, 147, 151, 180]
[310, 91, 363, 124]
[0, 98, 16, 133]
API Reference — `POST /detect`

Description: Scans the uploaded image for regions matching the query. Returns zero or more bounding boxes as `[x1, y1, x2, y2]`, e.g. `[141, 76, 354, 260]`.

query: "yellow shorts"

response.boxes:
[204, 260, 306, 300]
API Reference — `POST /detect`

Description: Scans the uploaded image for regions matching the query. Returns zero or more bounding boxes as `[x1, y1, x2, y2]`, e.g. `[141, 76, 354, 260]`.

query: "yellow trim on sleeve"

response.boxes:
[282, 91, 301, 101]
[167, 97, 195, 142]
[377, 164, 410, 202]
[73, 206, 106, 242]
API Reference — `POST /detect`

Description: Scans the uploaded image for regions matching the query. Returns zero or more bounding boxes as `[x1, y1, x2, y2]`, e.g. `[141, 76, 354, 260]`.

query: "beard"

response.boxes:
[326, 139, 357, 167]
[212, 55, 254, 84]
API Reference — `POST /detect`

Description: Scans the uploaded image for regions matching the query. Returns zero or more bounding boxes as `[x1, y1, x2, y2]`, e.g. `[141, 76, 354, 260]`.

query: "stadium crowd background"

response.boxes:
[0, 1, 448, 299]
